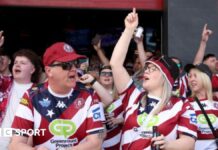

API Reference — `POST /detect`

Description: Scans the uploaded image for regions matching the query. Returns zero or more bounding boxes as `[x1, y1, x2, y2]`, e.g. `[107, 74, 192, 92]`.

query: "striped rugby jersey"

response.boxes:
[119, 79, 197, 150]
[188, 97, 218, 150]
[12, 82, 104, 149]
[103, 98, 123, 150]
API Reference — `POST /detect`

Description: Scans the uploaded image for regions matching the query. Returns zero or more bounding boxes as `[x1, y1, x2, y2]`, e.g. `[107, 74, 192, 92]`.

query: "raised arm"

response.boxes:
[193, 24, 212, 65]
[93, 39, 110, 66]
[134, 36, 148, 68]
[79, 74, 113, 108]
[110, 8, 138, 93]
[0, 31, 4, 47]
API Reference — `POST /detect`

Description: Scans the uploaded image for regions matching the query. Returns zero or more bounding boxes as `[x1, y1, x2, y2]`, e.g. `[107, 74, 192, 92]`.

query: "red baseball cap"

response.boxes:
[43, 42, 86, 66]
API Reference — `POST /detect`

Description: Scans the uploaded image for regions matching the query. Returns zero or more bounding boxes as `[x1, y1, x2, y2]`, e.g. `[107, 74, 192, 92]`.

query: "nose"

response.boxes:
[70, 63, 78, 71]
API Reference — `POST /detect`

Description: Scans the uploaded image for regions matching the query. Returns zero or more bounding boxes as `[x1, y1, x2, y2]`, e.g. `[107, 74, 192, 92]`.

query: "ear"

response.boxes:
[8, 58, 11, 65]
[30, 64, 36, 74]
[45, 66, 52, 77]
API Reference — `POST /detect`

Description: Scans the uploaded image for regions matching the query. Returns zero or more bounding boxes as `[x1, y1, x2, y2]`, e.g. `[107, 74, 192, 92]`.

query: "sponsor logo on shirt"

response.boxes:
[197, 114, 217, 124]
[137, 112, 159, 128]
[74, 98, 85, 109]
[106, 103, 115, 113]
[49, 119, 77, 138]
[39, 98, 51, 108]
[20, 98, 29, 106]
[190, 113, 197, 124]
[92, 105, 102, 121]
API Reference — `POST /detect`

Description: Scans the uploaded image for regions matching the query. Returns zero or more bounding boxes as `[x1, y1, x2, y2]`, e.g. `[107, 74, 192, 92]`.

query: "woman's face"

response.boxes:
[188, 69, 204, 93]
[99, 68, 113, 86]
[142, 63, 164, 92]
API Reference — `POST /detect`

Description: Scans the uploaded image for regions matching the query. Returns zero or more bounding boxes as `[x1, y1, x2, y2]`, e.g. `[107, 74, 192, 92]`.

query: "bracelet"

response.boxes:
[90, 78, 97, 86]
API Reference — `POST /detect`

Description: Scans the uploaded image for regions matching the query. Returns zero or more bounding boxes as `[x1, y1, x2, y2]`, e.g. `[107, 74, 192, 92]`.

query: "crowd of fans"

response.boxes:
[0, 8, 218, 150]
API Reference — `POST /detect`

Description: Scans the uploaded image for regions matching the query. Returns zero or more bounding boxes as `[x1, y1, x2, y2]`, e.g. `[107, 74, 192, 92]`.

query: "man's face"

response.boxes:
[203, 56, 217, 73]
[46, 61, 78, 93]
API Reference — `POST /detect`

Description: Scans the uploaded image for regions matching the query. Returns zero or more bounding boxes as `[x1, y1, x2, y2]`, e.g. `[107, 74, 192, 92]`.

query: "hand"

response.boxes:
[134, 34, 144, 44]
[79, 74, 95, 84]
[93, 40, 102, 51]
[201, 24, 212, 42]
[36, 146, 49, 150]
[124, 8, 138, 30]
[151, 134, 168, 150]
[0, 30, 4, 47]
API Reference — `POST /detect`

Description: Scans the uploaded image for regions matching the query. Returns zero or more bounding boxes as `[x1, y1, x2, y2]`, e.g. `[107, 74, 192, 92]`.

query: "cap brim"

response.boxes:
[56, 53, 86, 62]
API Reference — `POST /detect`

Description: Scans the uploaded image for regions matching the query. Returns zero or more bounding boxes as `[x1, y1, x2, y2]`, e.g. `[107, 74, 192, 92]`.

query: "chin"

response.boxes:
[67, 82, 76, 89]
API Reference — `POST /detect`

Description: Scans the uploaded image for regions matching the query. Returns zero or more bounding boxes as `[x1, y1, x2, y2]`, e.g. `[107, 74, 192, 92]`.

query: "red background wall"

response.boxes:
[0, 0, 163, 10]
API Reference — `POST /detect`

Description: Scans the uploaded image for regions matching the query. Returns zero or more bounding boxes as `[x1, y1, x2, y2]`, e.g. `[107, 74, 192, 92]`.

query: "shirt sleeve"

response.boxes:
[86, 96, 104, 134]
[177, 99, 197, 139]
[11, 91, 34, 137]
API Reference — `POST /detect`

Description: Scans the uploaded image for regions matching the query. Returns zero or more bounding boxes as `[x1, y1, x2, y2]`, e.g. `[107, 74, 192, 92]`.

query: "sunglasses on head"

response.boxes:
[100, 71, 113, 76]
[49, 60, 78, 70]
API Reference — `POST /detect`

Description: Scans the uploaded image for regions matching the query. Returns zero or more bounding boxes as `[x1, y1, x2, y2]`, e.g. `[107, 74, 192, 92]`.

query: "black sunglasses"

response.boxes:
[49, 60, 78, 70]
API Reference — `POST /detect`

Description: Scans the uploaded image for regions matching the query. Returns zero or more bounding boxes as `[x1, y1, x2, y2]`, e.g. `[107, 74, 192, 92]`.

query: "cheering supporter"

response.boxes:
[9, 42, 105, 150]
[187, 63, 218, 150]
[109, 8, 197, 150]
[0, 48, 41, 149]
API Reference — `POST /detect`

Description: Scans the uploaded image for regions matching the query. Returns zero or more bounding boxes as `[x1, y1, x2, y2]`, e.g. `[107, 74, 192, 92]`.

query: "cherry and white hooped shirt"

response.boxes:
[119, 79, 197, 150]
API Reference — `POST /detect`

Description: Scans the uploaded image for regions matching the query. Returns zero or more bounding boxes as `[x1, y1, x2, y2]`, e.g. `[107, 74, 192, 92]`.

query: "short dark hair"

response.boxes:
[13, 49, 42, 83]
[170, 56, 183, 69]
[203, 53, 216, 62]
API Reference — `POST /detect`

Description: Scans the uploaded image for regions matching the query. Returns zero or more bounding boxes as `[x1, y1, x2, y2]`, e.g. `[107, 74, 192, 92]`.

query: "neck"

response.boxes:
[49, 81, 72, 95]
[104, 84, 113, 90]
[0, 69, 11, 76]
[195, 89, 207, 100]
[14, 78, 31, 84]
[148, 87, 163, 100]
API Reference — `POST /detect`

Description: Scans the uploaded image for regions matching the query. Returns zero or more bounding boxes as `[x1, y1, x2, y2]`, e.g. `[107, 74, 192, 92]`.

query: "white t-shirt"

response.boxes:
[0, 80, 32, 149]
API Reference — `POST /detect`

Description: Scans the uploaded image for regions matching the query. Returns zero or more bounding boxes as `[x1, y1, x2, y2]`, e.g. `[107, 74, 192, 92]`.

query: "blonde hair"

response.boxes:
[191, 69, 213, 100]
[151, 73, 172, 116]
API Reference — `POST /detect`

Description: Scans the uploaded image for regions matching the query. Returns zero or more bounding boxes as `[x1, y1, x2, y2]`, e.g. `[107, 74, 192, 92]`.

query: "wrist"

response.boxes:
[123, 28, 135, 35]
[90, 78, 97, 86]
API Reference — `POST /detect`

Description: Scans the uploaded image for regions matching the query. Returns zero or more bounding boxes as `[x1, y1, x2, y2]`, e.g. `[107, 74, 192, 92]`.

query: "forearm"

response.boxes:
[92, 81, 113, 108]
[110, 28, 134, 68]
[193, 40, 207, 65]
[164, 138, 195, 150]
[96, 49, 110, 65]
[137, 42, 146, 67]
[70, 137, 102, 150]
[9, 142, 35, 150]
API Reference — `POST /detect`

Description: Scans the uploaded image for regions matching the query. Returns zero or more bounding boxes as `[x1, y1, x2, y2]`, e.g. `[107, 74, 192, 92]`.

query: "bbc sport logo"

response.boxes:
[0, 128, 46, 137]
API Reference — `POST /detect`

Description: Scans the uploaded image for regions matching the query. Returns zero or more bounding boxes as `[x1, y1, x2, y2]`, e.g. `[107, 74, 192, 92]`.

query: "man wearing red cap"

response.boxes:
[9, 42, 105, 150]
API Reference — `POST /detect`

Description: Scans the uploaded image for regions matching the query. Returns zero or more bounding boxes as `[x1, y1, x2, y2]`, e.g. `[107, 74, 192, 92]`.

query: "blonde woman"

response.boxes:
[110, 8, 197, 149]
[187, 63, 218, 150]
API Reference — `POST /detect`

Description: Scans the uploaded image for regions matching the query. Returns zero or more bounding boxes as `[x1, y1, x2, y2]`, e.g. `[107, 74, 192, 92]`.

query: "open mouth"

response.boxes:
[104, 79, 110, 82]
[69, 75, 75, 79]
[14, 69, 21, 73]
[144, 76, 149, 80]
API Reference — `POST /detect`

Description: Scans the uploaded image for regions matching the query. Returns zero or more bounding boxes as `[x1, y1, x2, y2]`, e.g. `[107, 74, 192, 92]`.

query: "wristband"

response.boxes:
[90, 78, 97, 86]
